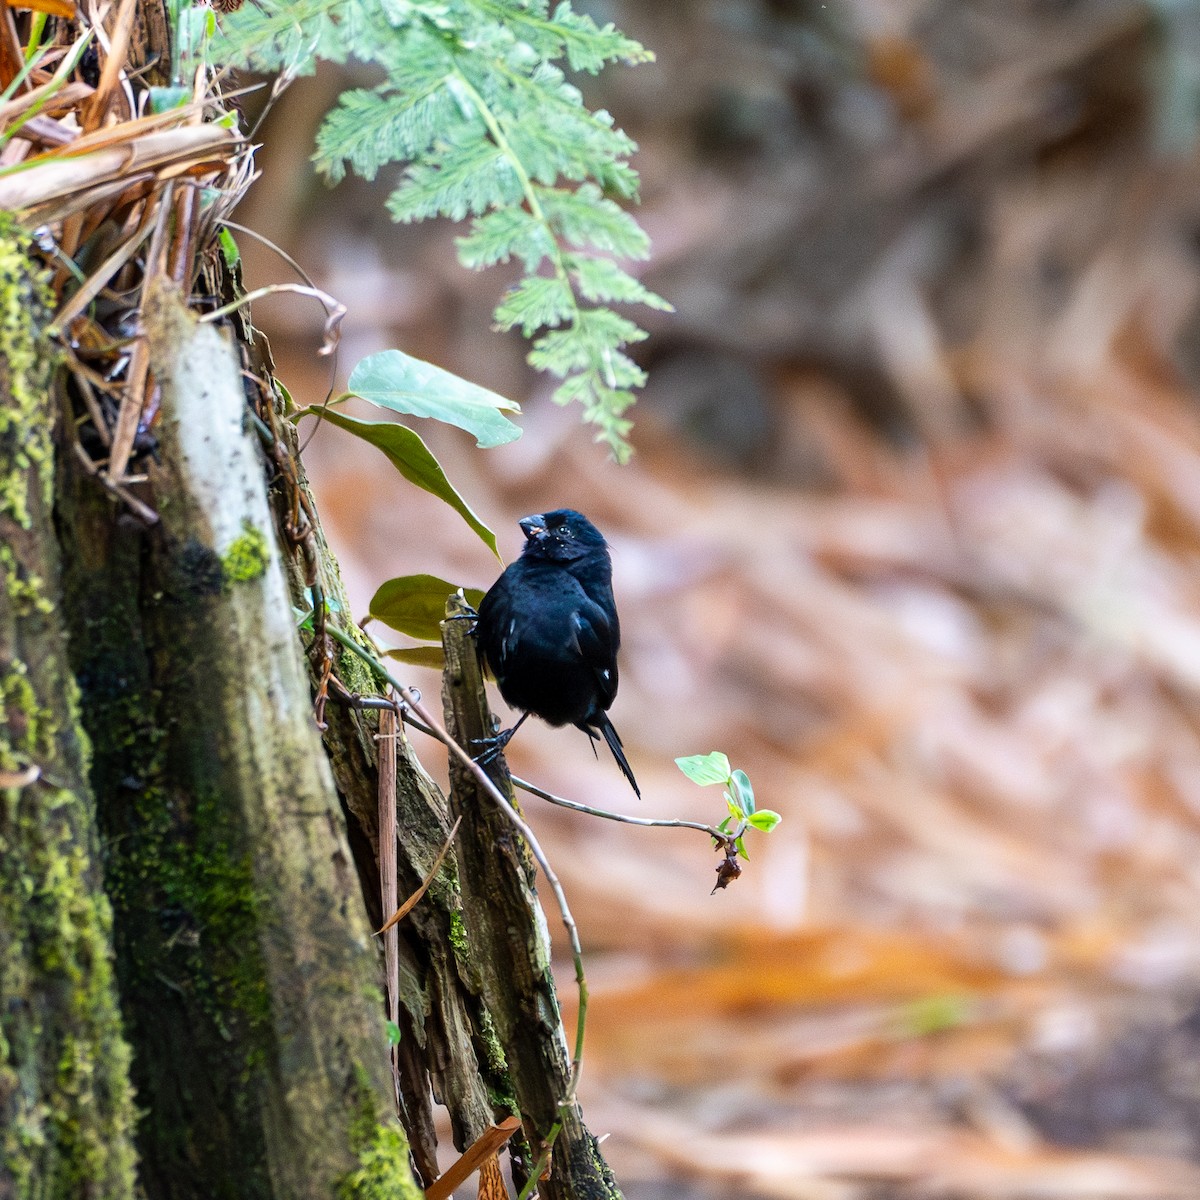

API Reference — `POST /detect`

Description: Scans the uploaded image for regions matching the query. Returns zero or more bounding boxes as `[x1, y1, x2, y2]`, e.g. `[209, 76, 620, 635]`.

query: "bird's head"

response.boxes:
[518, 509, 607, 563]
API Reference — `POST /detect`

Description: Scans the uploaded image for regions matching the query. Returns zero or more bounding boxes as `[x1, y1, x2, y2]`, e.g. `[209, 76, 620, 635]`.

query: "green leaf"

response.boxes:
[346, 349, 522, 449]
[369, 574, 485, 640]
[675, 752, 732, 787]
[302, 586, 342, 613]
[385, 1019, 402, 1046]
[735, 835, 748, 860]
[275, 378, 294, 415]
[730, 769, 755, 815]
[313, 409, 501, 557]
[217, 226, 240, 270]
[747, 809, 781, 833]
[385, 644, 447, 670]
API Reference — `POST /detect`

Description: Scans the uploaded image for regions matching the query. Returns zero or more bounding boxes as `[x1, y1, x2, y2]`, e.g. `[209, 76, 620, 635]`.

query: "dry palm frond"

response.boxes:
[1, 2, 257, 502]
[0, 124, 243, 223]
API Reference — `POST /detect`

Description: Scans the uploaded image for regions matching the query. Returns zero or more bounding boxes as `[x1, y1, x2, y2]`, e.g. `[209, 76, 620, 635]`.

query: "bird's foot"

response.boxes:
[470, 712, 528, 765]
[470, 728, 514, 765]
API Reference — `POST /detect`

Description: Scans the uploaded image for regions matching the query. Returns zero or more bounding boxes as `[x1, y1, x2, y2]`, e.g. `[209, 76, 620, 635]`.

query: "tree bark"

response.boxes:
[442, 595, 623, 1200]
[0, 229, 140, 1198]
[54, 278, 420, 1200]
[0, 2, 627, 1193]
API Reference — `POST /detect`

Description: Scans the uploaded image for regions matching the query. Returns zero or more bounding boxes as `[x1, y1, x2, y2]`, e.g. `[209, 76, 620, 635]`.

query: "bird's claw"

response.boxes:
[470, 729, 513, 765]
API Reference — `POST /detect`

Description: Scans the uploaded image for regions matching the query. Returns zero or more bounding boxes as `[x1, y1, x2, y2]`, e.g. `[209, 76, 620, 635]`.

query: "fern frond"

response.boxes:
[528, 309, 647, 377]
[456, 208, 555, 270]
[474, 0, 653, 73]
[388, 135, 521, 222]
[213, 0, 663, 458]
[567, 256, 672, 310]
[211, 0, 393, 70]
[315, 81, 456, 181]
[536, 184, 649, 257]
[494, 275, 575, 336]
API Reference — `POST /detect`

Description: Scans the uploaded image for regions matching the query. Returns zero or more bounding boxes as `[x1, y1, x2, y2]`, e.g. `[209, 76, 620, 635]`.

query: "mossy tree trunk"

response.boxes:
[1, 236, 623, 1199]
[52, 275, 418, 1200]
[0, 1, 625, 1192]
[0, 223, 140, 1200]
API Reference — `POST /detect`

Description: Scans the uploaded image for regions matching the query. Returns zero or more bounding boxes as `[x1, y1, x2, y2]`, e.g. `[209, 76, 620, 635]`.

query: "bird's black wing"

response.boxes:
[570, 596, 619, 712]
[475, 566, 517, 686]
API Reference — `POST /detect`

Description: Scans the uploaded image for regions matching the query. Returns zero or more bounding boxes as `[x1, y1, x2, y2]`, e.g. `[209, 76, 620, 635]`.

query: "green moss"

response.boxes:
[338, 1122, 422, 1200]
[0, 226, 136, 1194]
[336, 633, 384, 698]
[447, 908, 518, 1105]
[0, 664, 39, 770]
[2, 544, 53, 617]
[65, 538, 274, 1191]
[41, 833, 139, 1196]
[0, 242, 131, 1200]
[104, 721, 272, 1076]
[0, 218, 54, 528]
[221, 520, 269, 585]
[476, 1007, 511, 1091]
[448, 906, 470, 959]
[1, 593, 138, 1193]
[338, 1067, 422, 1200]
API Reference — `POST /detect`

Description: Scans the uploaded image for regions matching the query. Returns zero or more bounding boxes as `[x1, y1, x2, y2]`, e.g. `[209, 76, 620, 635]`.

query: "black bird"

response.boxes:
[475, 509, 640, 797]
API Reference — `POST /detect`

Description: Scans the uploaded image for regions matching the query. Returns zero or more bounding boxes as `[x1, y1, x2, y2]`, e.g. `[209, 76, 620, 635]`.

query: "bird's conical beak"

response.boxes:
[519, 514, 546, 540]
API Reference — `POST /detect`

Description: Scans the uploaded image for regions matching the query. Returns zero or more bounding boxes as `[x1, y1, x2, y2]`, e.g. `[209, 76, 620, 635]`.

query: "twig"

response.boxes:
[52, 194, 155, 331]
[378, 705, 402, 1114]
[512, 775, 734, 841]
[199, 283, 345, 358]
[106, 176, 174, 483]
[325, 623, 592, 1098]
[376, 816, 461, 935]
[73, 440, 158, 524]
[515, 1121, 563, 1200]
[84, 0, 137, 132]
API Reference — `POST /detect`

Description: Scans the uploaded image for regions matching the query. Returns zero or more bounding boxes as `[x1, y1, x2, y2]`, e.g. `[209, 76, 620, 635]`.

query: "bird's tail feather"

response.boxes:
[595, 715, 640, 799]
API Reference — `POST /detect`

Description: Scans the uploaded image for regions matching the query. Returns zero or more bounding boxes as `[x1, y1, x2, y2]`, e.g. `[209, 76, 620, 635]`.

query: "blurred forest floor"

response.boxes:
[238, 2, 1200, 1196]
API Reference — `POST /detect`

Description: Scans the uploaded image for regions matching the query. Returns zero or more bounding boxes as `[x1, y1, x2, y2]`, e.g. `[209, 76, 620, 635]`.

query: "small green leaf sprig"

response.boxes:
[675, 752, 780, 891]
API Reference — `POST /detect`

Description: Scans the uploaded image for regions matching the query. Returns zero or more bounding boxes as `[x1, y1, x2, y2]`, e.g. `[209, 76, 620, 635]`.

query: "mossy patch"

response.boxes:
[338, 1068, 422, 1200]
[448, 906, 470, 959]
[62, 522, 274, 1195]
[0, 225, 139, 1199]
[2, 543, 53, 617]
[221, 520, 269, 586]
[0, 785, 140, 1199]
[0, 218, 54, 528]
